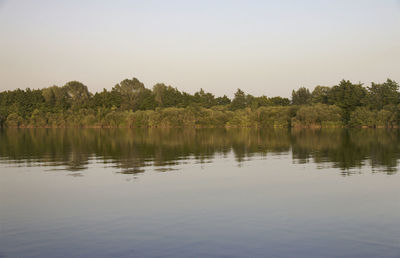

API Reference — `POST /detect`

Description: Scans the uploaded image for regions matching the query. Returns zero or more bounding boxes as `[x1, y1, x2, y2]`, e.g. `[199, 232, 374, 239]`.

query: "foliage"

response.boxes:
[1, 77, 399, 128]
[311, 86, 330, 104]
[254, 106, 294, 128]
[292, 104, 342, 128]
[292, 87, 311, 105]
[328, 80, 367, 122]
[366, 79, 399, 110]
[230, 89, 246, 110]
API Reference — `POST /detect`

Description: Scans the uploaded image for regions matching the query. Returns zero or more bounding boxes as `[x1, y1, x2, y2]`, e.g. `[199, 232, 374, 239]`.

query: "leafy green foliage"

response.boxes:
[366, 79, 399, 110]
[1, 77, 399, 128]
[311, 86, 330, 104]
[292, 104, 342, 128]
[230, 89, 246, 110]
[292, 87, 311, 105]
[328, 80, 367, 122]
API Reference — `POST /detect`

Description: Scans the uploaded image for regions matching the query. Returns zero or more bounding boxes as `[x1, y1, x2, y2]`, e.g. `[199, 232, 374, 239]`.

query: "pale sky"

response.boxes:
[0, 0, 399, 97]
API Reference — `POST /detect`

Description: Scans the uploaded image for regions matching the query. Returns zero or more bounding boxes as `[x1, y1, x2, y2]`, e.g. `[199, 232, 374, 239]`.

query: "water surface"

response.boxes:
[0, 128, 399, 257]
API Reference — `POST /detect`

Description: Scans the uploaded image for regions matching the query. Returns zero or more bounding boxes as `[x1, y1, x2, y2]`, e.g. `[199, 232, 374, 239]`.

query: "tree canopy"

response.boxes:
[0, 77, 399, 128]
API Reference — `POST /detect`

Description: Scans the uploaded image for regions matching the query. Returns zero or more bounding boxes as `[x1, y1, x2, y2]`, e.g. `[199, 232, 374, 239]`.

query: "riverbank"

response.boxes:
[1, 78, 399, 129]
[3, 105, 399, 129]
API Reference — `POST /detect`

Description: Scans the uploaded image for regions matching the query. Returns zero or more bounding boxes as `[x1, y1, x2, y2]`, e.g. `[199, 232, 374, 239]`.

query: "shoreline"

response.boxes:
[1, 125, 399, 129]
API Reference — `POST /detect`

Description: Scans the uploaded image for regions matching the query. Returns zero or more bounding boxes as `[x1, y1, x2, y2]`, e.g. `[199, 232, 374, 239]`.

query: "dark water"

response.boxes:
[0, 128, 399, 257]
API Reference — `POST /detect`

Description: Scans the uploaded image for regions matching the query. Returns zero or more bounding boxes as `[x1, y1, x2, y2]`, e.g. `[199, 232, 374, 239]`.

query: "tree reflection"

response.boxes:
[0, 128, 398, 175]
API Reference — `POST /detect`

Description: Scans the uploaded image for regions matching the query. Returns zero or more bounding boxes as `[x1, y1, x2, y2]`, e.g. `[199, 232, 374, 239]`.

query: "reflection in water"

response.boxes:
[1, 128, 400, 258]
[0, 128, 399, 175]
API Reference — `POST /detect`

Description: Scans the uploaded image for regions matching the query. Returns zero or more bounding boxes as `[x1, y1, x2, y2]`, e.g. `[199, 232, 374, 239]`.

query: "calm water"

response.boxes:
[0, 128, 399, 258]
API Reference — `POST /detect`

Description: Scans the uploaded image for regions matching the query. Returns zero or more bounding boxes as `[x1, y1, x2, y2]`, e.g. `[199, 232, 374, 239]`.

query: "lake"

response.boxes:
[0, 128, 399, 257]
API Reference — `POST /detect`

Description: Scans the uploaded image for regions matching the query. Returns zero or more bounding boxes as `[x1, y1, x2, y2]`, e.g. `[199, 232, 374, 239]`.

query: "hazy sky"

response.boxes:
[1, 0, 399, 97]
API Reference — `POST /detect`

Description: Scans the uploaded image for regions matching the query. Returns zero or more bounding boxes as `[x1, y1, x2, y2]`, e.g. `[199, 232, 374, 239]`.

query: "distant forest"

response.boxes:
[0, 77, 399, 128]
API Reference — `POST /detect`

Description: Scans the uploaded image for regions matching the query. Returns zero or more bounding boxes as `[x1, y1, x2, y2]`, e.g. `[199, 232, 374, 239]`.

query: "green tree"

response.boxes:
[268, 96, 290, 106]
[153, 83, 183, 108]
[215, 95, 231, 106]
[230, 89, 246, 110]
[90, 89, 122, 109]
[42, 85, 70, 111]
[311, 86, 330, 104]
[113, 78, 147, 110]
[349, 107, 376, 127]
[64, 81, 91, 108]
[193, 89, 216, 108]
[292, 87, 311, 105]
[366, 79, 399, 110]
[5, 113, 24, 127]
[328, 80, 368, 123]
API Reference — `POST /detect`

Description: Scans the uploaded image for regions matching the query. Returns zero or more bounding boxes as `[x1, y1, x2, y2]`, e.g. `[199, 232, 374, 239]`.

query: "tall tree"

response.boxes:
[194, 89, 216, 108]
[269, 96, 291, 106]
[366, 79, 399, 110]
[215, 95, 231, 106]
[152, 83, 183, 108]
[113, 78, 146, 110]
[64, 81, 90, 109]
[230, 89, 246, 110]
[112, 78, 158, 111]
[292, 87, 311, 105]
[42, 85, 70, 111]
[311, 86, 330, 104]
[328, 80, 367, 122]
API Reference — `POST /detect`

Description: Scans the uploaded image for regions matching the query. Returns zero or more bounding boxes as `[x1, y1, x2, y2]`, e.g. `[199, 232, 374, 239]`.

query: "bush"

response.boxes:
[254, 106, 293, 128]
[6, 113, 25, 127]
[226, 108, 252, 127]
[292, 104, 342, 128]
[126, 110, 153, 128]
[349, 107, 376, 127]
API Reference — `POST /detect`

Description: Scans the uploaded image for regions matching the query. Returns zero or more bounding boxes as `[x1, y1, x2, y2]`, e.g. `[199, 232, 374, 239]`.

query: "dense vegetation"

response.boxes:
[0, 77, 399, 128]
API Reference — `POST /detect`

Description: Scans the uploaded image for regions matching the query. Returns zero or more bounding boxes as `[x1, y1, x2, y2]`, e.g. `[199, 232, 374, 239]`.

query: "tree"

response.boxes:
[230, 89, 246, 110]
[328, 80, 368, 122]
[113, 78, 145, 94]
[292, 87, 311, 105]
[215, 95, 231, 106]
[193, 89, 216, 108]
[135, 88, 156, 110]
[1, 76, 399, 128]
[366, 79, 399, 110]
[6, 113, 24, 127]
[90, 89, 122, 109]
[42, 86, 70, 111]
[255, 96, 270, 107]
[180, 92, 195, 107]
[311, 86, 330, 104]
[152, 83, 183, 108]
[349, 107, 376, 127]
[64, 81, 90, 108]
[269, 96, 290, 106]
[113, 78, 147, 110]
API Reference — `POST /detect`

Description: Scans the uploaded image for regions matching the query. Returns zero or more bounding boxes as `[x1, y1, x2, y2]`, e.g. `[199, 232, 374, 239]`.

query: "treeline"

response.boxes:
[0, 77, 399, 128]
